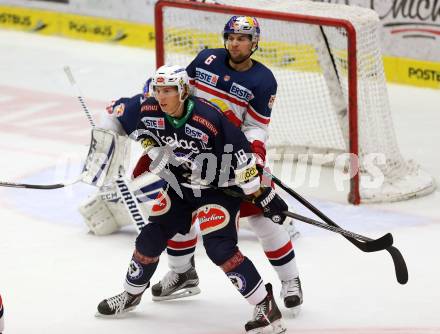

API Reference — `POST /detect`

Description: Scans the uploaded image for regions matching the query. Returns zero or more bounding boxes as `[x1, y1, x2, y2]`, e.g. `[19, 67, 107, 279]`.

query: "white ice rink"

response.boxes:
[0, 30, 439, 334]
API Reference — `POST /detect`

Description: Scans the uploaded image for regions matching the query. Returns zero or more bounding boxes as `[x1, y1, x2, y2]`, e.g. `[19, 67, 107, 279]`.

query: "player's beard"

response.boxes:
[228, 51, 252, 64]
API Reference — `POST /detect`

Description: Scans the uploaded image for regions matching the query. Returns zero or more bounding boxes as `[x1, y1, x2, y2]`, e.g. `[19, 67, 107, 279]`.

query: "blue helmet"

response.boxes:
[223, 16, 260, 44]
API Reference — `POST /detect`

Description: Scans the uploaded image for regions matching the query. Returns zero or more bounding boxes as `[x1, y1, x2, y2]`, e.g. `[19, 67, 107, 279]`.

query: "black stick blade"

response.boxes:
[386, 246, 409, 284]
[347, 233, 393, 253]
[363, 233, 393, 252]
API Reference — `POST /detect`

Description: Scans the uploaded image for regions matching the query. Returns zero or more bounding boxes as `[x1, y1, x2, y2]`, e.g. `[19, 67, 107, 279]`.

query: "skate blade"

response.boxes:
[152, 286, 201, 301]
[95, 305, 138, 318]
[245, 319, 287, 334]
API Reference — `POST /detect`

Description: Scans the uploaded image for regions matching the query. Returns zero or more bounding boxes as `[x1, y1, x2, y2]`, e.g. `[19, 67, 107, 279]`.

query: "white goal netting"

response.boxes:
[156, 0, 436, 203]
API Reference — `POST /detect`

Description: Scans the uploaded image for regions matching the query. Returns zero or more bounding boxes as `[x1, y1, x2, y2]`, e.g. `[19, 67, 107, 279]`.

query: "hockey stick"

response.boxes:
[0, 68, 91, 189]
[0, 179, 81, 189]
[258, 167, 408, 285]
[218, 187, 392, 249]
[282, 211, 392, 247]
[63, 66, 147, 232]
[63, 66, 96, 127]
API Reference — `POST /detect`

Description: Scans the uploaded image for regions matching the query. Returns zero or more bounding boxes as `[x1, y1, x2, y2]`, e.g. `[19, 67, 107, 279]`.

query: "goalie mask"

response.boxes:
[150, 65, 190, 102]
[223, 16, 260, 48]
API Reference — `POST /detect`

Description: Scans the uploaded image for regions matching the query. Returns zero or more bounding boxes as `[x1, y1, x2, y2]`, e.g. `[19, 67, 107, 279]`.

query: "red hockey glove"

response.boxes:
[251, 140, 273, 187]
[251, 140, 266, 166]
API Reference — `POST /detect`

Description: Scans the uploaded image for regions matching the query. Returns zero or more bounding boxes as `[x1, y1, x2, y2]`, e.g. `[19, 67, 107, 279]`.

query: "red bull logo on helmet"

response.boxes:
[224, 16, 260, 43]
[230, 16, 257, 31]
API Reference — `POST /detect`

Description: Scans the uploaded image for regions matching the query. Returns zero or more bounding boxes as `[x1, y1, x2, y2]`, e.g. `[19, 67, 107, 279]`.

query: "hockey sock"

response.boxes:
[166, 229, 198, 274]
[221, 251, 267, 305]
[249, 215, 299, 281]
[124, 250, 159, 295]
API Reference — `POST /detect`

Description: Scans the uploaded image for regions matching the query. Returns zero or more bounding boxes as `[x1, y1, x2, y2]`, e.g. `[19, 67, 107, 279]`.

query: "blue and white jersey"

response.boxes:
[186, 48, 277, 145]
[109, 94, 260, 195]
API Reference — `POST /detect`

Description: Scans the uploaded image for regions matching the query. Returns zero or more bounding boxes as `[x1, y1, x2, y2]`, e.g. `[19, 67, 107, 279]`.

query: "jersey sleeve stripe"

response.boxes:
[246, 105, 270, 125]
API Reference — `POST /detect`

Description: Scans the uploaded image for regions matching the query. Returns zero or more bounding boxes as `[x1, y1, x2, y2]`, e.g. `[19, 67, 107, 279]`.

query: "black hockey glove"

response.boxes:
[253, 187, 288, 224]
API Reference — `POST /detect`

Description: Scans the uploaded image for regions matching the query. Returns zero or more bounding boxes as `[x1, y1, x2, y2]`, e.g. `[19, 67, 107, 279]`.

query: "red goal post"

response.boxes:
[154, 0, 435, 204]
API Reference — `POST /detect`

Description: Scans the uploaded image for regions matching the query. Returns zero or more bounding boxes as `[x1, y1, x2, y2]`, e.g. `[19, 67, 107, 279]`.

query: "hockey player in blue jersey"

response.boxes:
[146, 16, 303, 313]
[79, 15, 303, 314]
[94, 65, 288, 333]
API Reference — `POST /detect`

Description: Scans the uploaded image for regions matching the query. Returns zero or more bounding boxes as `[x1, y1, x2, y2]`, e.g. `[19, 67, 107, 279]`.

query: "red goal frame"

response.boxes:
[154, 0, 361, 204]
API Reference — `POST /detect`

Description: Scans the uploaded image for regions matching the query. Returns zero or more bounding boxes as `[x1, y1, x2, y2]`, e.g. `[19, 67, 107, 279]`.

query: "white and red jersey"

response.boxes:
[186, 48, 277, 153]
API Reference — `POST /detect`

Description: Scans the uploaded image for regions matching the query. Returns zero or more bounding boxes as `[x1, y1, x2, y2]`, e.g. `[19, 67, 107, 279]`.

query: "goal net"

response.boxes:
[154, 0, 436, 204]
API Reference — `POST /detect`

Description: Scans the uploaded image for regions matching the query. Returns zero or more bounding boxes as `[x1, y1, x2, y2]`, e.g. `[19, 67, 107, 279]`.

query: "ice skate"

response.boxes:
[245, 283, 286, 334]
[96, 291, 143, 317]
[281, 276, 303, 316]
[151, 266, 200, 301]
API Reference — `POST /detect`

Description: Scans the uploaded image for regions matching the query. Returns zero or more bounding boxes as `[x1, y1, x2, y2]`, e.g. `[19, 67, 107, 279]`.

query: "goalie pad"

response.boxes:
[82, 128, 130, 187]
[79, 173, 166, 235]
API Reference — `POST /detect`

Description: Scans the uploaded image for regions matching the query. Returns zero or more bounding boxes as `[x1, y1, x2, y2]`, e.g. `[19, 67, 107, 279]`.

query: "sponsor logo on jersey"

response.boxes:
[197, 204, 230, 235]
[141, 104, 158, 112]
[156, 131, 202, 154]
[142, 117, 165, 130]
[268, 94, 276, 109]
[192, 115, 218, 136]
[195, 68, 219, 87]
[229, 82, 254, 101]
[184, 124, 209, 144]
[236, 165, 258, 183]
[141, 138, 156, 149]
[223, 75, 231, 82]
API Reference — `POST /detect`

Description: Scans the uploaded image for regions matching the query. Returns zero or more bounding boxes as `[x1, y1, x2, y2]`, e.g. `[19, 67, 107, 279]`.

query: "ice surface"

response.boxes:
[0, 31, 439, 334]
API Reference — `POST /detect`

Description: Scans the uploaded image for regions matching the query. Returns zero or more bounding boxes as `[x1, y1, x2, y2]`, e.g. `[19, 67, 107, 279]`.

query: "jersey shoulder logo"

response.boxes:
[195, 67, 219, 87]
[229, 82, 254, 101]
[114, 103, 125, 117]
